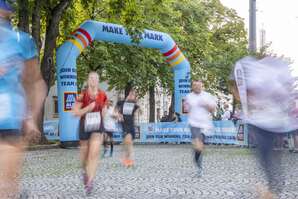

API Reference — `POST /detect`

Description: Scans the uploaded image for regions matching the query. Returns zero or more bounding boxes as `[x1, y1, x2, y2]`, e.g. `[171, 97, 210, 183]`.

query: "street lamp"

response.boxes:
[249, 0, 257, 53]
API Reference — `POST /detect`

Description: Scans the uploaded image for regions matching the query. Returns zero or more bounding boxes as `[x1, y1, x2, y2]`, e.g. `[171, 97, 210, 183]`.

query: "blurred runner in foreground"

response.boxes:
[230, 56, 298, 199]
[0, 0, 47, 198]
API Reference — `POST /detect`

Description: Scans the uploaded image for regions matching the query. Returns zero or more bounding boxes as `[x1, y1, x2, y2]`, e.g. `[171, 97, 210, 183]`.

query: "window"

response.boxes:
[156, 108, 160, 121]
[53, 96, 59, 118]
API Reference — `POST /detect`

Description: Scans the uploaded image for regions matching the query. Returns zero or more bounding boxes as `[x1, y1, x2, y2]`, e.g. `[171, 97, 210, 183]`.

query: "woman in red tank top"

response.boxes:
[73, 71, 107, 195]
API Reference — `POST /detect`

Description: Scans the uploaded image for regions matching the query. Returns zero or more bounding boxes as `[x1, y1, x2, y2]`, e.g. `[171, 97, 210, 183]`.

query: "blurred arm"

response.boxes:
[72, 94, 93, 117]
[22, 58, 47, 122]
[229, 80, 240, 102]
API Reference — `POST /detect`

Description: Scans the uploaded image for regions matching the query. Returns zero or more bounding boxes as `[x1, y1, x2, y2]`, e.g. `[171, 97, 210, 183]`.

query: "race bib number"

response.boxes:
[123, 102, 135, 115]
[84, 112, 101, 133]
[0, 94, 11, 121]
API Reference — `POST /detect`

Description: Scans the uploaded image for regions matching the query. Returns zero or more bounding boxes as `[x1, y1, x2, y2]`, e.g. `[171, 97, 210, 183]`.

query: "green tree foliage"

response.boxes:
[73, 0, 248, 97]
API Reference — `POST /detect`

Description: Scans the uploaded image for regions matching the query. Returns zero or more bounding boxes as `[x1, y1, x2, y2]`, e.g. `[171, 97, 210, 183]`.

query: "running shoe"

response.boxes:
[82, 171, 88, 186]
[121, 159, 134, 168]
[85, 180, 93, 195]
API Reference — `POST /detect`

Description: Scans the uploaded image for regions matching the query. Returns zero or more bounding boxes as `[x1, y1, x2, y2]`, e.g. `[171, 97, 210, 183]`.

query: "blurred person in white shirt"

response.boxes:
[183, 79, 216, 176]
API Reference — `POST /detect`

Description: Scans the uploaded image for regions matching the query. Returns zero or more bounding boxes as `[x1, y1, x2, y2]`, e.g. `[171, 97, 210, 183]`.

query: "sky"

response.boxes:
[220, 0, 298, 76]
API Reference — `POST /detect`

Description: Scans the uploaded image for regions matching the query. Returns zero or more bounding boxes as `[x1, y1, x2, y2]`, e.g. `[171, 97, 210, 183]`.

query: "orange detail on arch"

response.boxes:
[75, 34, 88, 48]
[165, 50, 181, 63]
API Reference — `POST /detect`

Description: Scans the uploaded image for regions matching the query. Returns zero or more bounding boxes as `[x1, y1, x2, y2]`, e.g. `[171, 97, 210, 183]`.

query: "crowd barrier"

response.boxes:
[43, 119, 59, 140]
[43, 120, 248, 146]
[139, 121, 248, 146]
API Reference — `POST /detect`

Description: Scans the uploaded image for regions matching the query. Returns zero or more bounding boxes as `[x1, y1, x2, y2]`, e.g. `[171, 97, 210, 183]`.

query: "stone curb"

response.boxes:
[27, 143, 60, 151]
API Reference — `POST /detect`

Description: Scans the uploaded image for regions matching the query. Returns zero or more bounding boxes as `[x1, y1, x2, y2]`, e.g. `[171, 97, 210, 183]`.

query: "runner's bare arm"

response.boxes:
[101, 96, 108, 118]
[229, 80, 240, 102]
[102, 105, 109, 118]
[22, 58, 47, 122]
[22, 58, 47, 142]
[114, 106, 124, 122]
[72, 95, 95, 117]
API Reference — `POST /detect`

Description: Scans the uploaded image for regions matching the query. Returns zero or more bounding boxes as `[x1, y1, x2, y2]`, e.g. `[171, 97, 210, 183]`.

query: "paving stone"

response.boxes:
[18, 145, 298, 199]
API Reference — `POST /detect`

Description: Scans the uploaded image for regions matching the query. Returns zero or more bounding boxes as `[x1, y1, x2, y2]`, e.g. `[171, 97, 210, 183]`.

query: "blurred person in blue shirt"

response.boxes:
[0, 0, 47, 198]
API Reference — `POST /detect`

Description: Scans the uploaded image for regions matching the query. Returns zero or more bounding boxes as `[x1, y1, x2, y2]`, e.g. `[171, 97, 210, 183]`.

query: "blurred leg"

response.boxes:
[190, 127, 204, 176]
[294, 132, 298, 151]
[109, 134, 114, 157]
[192, 138, 204, 152]
[249, 125, 283, 198]
[102, 133, 108, 157]
[86, 133, 102, 183]
[274, 134, 284, 150]
[123, 133, 133, 160]
[0, 140, 25, 199]
[79, 140, 89, 171]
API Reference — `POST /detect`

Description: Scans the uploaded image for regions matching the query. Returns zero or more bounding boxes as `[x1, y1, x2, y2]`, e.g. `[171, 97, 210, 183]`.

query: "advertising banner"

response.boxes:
[140, 121, 243, 145]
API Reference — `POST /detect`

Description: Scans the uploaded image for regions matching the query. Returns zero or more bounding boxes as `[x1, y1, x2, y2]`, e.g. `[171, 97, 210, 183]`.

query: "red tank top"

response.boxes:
[77, 89, 107, 112]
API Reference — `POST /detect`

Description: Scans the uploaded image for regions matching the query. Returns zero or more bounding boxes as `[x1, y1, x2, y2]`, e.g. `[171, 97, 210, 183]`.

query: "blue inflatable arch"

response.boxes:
[56, 20, 191, 144]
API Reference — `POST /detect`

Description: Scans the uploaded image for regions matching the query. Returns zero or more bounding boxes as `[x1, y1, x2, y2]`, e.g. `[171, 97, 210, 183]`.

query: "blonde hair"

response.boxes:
[86, 71, 100, 89]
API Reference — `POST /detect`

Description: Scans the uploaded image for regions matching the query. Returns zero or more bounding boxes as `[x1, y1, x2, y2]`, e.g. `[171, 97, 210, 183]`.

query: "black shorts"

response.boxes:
[121, 122, 135, 139]
[79, 118, 104, 141]
[105, 131, 113, 138]
[0, 129, 22, 144]
[189, 126, 205, 142]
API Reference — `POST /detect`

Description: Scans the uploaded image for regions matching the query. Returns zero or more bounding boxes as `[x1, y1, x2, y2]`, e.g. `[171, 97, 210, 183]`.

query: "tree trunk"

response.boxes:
[38, 0, 72, 144]
[168, 93, 175, 119]
[38, 105, 49, 144]
[17, 0, 30, 33]
[149, 86, 155, 123]
[41, 0, 72, 90]
[31, 0, 43, 53]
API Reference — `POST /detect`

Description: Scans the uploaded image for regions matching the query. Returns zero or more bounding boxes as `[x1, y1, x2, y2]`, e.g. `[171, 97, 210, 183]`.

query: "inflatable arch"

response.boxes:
[56, 20, 191, 144]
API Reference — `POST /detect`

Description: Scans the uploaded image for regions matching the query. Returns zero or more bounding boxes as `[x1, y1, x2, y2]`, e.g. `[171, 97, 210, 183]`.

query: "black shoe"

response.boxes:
[197, 167, 203, 177]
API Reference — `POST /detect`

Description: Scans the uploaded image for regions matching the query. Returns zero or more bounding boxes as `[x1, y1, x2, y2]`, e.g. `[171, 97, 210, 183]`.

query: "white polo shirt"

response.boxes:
[184, 91, 217, 130]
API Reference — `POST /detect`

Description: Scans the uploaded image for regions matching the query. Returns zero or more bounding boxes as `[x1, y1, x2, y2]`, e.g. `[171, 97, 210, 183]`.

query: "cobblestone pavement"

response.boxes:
[20, 145, 298, 199]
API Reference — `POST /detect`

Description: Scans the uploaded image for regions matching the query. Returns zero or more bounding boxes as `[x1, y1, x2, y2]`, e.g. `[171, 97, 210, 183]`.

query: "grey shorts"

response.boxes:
[190, 126, 205, 142]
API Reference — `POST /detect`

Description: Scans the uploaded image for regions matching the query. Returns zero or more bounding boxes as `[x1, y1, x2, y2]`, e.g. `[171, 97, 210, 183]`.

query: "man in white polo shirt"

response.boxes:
[184, 79, 217, 176]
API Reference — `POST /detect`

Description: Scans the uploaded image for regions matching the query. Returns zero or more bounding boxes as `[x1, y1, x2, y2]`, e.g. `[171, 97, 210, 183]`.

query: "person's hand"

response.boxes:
[117, 114, 124, 122]
[72, 109, 80, 117]
[88, 102, 96, 112]
[23, 118, 41, 143]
